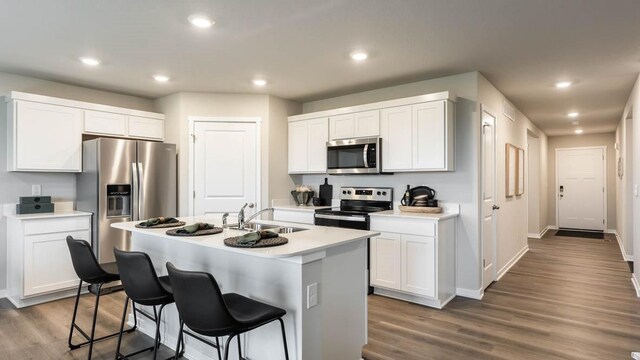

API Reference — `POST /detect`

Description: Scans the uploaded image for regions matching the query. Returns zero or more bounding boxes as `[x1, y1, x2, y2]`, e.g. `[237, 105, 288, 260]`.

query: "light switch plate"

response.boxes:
[31, 184, 42, 196]
[635, 184, 639, 197]
[307, 283, 318, 309]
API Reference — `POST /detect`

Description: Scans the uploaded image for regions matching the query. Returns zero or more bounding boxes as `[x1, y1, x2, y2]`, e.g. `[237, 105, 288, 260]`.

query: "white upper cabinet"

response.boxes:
[10, 101, 83, 172]
[381, 100, 454, 172]
[329, 110, 380, 140]
[288, 118, 328, 174]
[84, 110, 127, 136]
[5, 92, 165, 172]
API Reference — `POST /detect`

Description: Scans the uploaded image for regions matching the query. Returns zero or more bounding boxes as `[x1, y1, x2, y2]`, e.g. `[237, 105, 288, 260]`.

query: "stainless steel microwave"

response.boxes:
[326, 137, 381, 174]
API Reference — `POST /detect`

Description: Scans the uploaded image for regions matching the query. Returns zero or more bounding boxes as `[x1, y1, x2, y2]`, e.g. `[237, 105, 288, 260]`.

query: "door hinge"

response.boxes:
[603, 187, 604, 192]
[483, 259, 486, 267]
[193, 190, 196, 199]
[191, 133, 197, 142]
[603, 219, 605, 225]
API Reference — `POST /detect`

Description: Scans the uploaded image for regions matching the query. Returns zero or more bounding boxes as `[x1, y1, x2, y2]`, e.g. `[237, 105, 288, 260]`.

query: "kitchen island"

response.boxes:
[112, 216, 379, 360]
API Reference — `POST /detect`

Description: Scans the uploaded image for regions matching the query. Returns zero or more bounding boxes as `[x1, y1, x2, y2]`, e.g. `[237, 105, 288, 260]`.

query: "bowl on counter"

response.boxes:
[291, 190, 314, 206]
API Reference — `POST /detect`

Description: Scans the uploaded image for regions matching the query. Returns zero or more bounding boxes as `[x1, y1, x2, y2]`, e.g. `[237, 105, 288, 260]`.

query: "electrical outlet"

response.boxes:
[32, 184, 42, 196]
[306, 283, 318, 309]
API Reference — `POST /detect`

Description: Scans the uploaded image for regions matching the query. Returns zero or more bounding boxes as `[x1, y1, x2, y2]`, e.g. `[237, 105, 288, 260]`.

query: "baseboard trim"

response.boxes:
[496, 245, 529, 281]
[632, 275, 640, 298]
[528, 225, 553, 239]
[456, 287, 484, 300]
[610, 230, 634, 262]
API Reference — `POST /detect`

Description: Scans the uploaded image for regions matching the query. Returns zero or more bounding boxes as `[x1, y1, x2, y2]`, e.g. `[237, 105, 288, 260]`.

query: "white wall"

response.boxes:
[154, 92, 300, 216]
[0, 71, 156, 291]
[616, 113, 634, 259]
[300, 72, 483, 295]
[546, 133, 617, 230]
[477, 74, 548, 280]
[527, 134, 541, 236]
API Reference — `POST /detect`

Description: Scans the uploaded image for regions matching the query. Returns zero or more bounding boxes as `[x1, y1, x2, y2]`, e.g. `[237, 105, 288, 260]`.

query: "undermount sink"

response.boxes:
[229, 223, 307, 233]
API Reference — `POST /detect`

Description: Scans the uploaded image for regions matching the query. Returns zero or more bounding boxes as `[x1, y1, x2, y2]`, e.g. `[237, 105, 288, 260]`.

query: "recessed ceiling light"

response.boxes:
[153, 74, 170, 82]
[252, 79, 267, 87]
[568, 112, 579, 118]
[350, 51, 368, 62]
[555, 81, 572, 88]
[188, 15, 214, 28]
[575, 129, 584, 134]
[79, 57, 101, 66]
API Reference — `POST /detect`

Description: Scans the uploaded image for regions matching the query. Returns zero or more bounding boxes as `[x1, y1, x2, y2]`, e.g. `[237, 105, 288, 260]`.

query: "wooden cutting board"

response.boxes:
[399, 205, 443, 214]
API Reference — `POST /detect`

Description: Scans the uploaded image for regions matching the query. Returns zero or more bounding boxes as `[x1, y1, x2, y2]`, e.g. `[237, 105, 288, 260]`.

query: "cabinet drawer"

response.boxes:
[273, 210, 314, 225]
[128, 116, 164, 140]
[23, 216, 91, 236]
[84, 110, 127, 136]
[370, 216, 435, 237]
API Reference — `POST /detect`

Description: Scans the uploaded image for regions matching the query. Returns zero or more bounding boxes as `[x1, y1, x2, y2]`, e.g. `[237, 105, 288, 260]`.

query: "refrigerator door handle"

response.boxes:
[131, 162, 139, 221]
[137, 162, 144, 220]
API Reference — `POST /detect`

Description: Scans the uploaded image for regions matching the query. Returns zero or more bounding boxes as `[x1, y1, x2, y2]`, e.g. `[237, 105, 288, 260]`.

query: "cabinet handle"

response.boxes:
[492, 205, 500, 210]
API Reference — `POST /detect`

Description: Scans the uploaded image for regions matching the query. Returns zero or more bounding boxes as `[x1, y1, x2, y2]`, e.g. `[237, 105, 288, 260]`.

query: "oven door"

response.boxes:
[314, 213, 370, 230]
[327, 137, 380, 174]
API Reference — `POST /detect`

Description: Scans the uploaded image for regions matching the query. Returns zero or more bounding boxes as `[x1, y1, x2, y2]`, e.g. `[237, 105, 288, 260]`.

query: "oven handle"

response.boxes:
[315, 214, 367, 222]
[363, 144, 369, 168]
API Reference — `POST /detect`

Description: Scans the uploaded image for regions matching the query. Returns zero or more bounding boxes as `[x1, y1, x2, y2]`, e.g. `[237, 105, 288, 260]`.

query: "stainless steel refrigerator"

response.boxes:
[76, 138, 177, 269]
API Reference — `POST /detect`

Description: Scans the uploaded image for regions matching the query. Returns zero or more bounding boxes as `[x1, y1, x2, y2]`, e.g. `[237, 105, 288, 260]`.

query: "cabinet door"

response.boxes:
[380, 105, 412, 171]
[354, 110, 380, 138]
[370, 233, 402, 290]
[329, 113, 355, 140]
[23, 229, 90, 297]
[412, 101, 446, 170]
[288, 121, 308, 173]
[401, 234, 435, 297]
[15, 101, 82, 172]
[128, 116, 164, 140]
[307, 118, 328, 173]
[84, 110, 127, 136]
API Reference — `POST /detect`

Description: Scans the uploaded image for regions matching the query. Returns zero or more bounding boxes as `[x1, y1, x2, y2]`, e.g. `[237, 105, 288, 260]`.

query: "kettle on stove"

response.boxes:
[400, 186, 437, 207]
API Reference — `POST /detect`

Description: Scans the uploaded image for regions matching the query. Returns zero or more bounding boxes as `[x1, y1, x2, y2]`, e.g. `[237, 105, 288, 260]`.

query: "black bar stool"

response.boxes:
[166, 262, 290, 360]
[66, 236, 137, 360]
[113, 248, 185, 360]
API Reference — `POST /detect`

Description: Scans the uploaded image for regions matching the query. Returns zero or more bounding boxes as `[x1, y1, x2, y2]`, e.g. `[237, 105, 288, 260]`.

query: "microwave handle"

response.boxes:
[363, 144, 369, 168]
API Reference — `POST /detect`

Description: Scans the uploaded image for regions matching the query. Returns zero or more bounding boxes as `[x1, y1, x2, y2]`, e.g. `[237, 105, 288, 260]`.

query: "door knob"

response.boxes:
[492, 205, 500, 210]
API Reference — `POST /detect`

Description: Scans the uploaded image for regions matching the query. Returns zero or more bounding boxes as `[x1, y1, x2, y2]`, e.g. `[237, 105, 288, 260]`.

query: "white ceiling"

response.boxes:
[1, 0, 638, 136]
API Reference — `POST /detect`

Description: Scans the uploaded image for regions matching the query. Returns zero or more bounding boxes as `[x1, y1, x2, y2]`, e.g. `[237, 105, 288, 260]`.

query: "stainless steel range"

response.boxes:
[314, 186, 393, 294]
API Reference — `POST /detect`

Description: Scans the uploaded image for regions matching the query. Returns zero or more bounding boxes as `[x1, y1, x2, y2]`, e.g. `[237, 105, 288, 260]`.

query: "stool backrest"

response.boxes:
[66, 236, 108, 282]
[166, 262, 238, 334]
[114, 248, 169, 304]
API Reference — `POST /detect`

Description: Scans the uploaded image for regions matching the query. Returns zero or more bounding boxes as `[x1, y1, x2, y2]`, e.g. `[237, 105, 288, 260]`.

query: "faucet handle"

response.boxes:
[248, 203, 255, 208]
[222, 212, 229, 226]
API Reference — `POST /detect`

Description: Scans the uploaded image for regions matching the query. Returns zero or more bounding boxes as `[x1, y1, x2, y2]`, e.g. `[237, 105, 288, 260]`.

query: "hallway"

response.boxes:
[364, 232, 640, 359]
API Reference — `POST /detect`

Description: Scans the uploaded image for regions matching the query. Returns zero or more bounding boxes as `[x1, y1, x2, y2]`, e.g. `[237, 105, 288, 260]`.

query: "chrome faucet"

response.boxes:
[244, 207, 275, 225]
[237, 203, 255, 229]
[222, 212, 230, 227]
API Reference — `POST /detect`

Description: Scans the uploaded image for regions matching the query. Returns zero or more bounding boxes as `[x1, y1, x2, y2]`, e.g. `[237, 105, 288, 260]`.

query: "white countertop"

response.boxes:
[111, 216, 379, 259]
[4, 210, 92, 220]
[370, 209, 459, 220]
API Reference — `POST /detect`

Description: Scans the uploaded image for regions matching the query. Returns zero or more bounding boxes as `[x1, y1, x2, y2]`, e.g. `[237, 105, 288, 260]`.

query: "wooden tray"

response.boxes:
[166, 227, 223, 236]
[399, 205, 443, 214]
[224, 236, 288, 248]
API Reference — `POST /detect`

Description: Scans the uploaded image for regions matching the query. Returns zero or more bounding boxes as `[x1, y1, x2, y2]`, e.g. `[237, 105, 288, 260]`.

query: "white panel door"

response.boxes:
[193, 122, 258, 216]
[83, 110, 127, 136]
[307, 118, 329, 172]
[16, 101, 82, 171]
[557, 147, 605, 230]
[412, 101, 445, 169]
[370, 233, 401, 290]
[481, 107, 497, 289]
[401, 234, 435, 297]
[288, 121, 308, 173]
[354, 110, 380, 138]
[329, 113, 355, 140]
[23, 230, 89, 297]
[381, 105, 412, 171]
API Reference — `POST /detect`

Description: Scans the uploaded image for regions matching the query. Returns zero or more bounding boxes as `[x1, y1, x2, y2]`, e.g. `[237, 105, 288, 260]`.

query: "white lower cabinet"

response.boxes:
[370, 215, 456, 309]
[6, 212, 92, 308]
[272, 208, 316, 225]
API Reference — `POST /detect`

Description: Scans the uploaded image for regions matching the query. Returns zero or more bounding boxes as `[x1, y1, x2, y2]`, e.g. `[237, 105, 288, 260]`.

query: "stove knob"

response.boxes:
[347, 191, 352, 195]
[342, 190, 347, 195]
[382, 191, 387, 196]
[377, 191, 381, 196]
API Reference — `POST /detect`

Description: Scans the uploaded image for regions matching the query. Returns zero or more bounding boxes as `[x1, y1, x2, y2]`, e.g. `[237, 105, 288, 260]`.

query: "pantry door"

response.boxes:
[190, 118, 260, 216]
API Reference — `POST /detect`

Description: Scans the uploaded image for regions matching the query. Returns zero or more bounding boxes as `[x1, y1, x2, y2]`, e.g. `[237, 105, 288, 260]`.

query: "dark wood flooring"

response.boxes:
[1, 231, 639, 359]
[363, 232, 640, 360]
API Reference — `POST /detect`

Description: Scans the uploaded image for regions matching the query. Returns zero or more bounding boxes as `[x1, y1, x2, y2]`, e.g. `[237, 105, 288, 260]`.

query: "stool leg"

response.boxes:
[114, 296, 130, 360]
[87, 283, 104, 360]
[174, 321, 184, 359]
[237, 335, 242, 359]
[67, 280, 83, 349]
[152, 304, 166, 360]
[278, 318, 289, 360]
[223, 334, 236, 360]
[215, 337, 222, 360]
